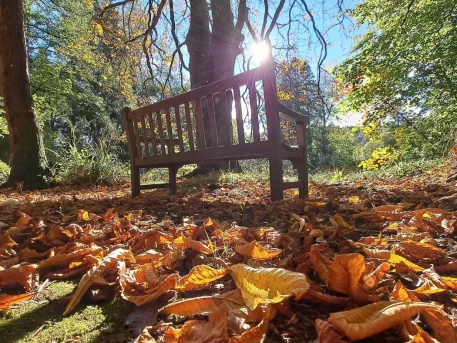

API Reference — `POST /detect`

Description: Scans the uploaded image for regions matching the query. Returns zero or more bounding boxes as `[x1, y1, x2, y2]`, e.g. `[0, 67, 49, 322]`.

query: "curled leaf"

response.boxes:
[315, 319, 346, 343]
[328, 301, 440, 341]
[64, 248, 135, 315]
[161, 289, 245, 316]
[0, 292, 36, 310]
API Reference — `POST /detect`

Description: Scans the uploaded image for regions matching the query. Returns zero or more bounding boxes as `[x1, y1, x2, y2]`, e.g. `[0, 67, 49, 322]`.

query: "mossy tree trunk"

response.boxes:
[0, 0, 49, 188]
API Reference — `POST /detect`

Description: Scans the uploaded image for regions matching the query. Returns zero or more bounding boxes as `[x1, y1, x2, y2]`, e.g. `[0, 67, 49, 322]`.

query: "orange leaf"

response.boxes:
[390, 281, 419, 302]
[0, 264, 37, 290]
[235, 241, 282, 260]
[301, 289, 349, 306]
[181, 236, 213, 254]
[421, 309, 457, 343]
[165, 309, 229, 343]
[0, 292, 36, 310]
[328, 301, 440, 341]
[310, 245, 332, 285]
[15, 213, 31, 228]
[161, 289, 245, 316]
[175, 265, 228, 291]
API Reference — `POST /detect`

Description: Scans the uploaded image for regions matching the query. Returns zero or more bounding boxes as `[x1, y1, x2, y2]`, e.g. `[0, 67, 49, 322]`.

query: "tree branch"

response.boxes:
[265, 0, 286, 39]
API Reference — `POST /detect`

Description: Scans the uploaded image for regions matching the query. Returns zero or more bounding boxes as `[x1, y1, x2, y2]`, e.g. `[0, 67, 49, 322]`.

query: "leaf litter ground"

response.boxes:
[0, 162, 457, 343]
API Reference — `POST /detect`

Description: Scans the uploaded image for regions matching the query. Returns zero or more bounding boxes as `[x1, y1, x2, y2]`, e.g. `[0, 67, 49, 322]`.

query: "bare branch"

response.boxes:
[265, 0, 286, 39]
[99, 0, 134, 17]
[260, 0, 269, 38]
[169, 0, 189, 71]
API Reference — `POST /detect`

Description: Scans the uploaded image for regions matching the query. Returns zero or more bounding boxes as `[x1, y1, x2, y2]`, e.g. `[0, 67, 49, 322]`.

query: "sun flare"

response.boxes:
[251, 40, 270, 61]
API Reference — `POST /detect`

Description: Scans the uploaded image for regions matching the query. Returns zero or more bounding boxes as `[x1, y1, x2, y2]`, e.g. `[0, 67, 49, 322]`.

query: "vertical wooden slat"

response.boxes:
[156, 111, 166, 155]
[174, 105, 184, 152]
[165, 107, 174, 154]
[147, 113, 157, 155]
[218, 91, 230, 146]
[303, 124, 309, 197]
[140, 115, 150, 158]
[207, 95, 218, 148]
[248, 83, 260, 142]
[233, 87, 245, 145]
[132, 118, 142, 157]
[185, 102, 194, 151]
[194, 99, 205, 150]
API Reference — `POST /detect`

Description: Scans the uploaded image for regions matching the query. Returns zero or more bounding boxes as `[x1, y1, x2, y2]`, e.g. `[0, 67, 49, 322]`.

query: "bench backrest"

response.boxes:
[123, 61, 280, 162]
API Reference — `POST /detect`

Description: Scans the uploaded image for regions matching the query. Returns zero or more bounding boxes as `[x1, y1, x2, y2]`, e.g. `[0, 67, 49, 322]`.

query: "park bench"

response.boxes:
[123, 59, 309, 201]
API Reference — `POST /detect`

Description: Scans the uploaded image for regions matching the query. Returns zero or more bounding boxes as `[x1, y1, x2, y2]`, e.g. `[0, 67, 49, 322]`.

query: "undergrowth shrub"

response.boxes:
[57, 140, 127, 185]
[0, 161, 10, 184]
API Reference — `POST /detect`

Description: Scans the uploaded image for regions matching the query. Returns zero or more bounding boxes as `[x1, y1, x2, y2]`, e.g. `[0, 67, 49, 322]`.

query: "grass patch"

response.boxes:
[0, 281, 134, 343]
[310, 157, 445, 184]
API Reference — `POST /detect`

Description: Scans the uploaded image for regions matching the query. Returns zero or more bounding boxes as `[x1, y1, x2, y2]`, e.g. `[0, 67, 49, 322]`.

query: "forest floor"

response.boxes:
[0, 158, 457, 343]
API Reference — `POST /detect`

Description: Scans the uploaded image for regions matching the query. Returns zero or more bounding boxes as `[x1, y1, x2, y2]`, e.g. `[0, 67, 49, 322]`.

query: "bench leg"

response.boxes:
[169, 165, 177, 195]
[269, 154, 283, 201]
[131, 166, 140, 197]
[291, 158, 308, 199]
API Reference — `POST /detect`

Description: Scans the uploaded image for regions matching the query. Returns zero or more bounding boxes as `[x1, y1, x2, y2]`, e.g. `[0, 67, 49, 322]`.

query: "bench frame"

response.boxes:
[123, 58, 309, 201]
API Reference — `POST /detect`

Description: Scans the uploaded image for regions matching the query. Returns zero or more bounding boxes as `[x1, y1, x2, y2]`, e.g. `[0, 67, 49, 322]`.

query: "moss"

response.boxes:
[0, 281, 134, 343]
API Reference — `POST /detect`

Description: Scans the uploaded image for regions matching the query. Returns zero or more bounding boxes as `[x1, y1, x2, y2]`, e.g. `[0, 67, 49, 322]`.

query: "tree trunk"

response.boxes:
[0, 0, 49, 188]
[186, 0, 244, 174]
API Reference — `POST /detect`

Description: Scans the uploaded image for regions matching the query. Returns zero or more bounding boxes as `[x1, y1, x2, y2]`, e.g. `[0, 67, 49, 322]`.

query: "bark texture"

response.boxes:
[186, 0, 245, 173]
[0, 0, 49, 188]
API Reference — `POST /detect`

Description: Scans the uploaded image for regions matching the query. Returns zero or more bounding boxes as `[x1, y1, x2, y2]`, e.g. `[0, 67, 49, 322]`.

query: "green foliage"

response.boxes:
[57, 139, 127, 185]
[0, 161, 10, 184]
[336, 0, 457, 162]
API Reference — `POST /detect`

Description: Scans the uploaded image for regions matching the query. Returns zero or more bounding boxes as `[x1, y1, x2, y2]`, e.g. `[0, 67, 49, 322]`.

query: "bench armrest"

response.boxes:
[278, 102, 310, 125]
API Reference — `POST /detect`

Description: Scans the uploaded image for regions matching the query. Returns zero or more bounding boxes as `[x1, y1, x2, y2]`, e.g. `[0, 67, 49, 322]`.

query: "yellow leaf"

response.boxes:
[64, 249, 135, 315]
[390, 281, 419, 302]
[174, 265, 228, 291]
[183, 236, 212, 254]
[228, 264, 309, 310]
[328, 301, 440, 341]
[235, 241, 282, 260]
[329, 214, 355, 233]
[388, 253, 424, 272]
[161, 289, 245, 316]
[349, 196, 360, 203]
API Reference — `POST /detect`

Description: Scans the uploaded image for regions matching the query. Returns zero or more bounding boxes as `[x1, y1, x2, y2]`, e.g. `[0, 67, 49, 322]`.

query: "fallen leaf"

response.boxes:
[228, 264, 309, 310]
[328, 301, 440, 341]
[235, 241, 282, 260]
[64, 248, 135, 315]
[0, 264, 37, 290]
[0, 292, 36, 310]
[174, 265, 228, 291]
[161, 289, 245, 316]
[310, 245, 332, 285]
[315, 319, 346, 343]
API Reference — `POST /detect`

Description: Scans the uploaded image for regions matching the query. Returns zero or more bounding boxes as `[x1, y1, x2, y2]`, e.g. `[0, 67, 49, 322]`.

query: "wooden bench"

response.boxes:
[123, 59, 309, 201]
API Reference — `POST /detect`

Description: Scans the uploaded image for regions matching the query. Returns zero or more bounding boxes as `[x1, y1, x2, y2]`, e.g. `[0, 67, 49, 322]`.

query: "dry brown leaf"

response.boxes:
[363, 262, 390, 289]
[180, 236, 213, 254]
[230, 307, 270, 343]
[235, 241, 282, 260]
[315, 319, 346, 343]
[330, 214, 355, 233]
[164, 309, 229, 343]
[396, 241, 445, 260]
[362, 247, 391, 259]
[390, 281, 420, 302]
[0, 292, 36, 310]
[420, 309, 457, 343]
[64, 248, 135, 315]
[161, 289, 245, 316]
[309, 245, 332, 285]
[15, 212, 31, 228]
[301, 288, 349, 306]
[120, 263, 178, 306]
[228, 264, 309, 310]
[0, 264, 37, 290]
[328, 301, 440, 341]
[327, 253, 380, 303]
[175, 265, 228, 291]
[0, 256, 19, 269]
